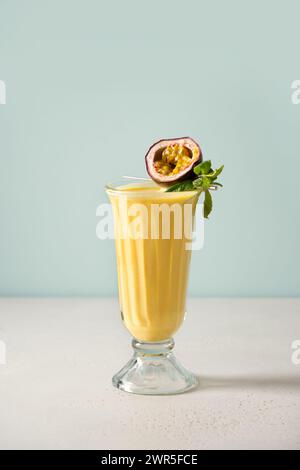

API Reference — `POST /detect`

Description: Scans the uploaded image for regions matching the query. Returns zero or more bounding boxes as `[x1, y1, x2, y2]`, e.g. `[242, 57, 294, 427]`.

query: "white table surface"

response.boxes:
[0, 298, 300, 450]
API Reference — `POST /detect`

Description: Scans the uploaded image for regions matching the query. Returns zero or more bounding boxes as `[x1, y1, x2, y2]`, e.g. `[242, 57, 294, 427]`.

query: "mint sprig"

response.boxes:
[194, 160, 212, 175]
[204, 189, 212, 218]
[164, 180, 195, 192]
[165, 160, 224, 218]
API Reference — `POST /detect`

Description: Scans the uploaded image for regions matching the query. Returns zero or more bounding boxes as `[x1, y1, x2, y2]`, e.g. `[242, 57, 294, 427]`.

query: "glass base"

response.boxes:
[112, 338, 198, 395]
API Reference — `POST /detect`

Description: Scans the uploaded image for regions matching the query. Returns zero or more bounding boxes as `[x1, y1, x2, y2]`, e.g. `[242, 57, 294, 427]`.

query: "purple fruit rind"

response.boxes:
[145, 136, 202, 184]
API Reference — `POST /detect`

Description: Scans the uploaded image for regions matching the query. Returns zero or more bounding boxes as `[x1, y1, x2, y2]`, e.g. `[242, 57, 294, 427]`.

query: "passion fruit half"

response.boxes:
[145, 137, 202, 184]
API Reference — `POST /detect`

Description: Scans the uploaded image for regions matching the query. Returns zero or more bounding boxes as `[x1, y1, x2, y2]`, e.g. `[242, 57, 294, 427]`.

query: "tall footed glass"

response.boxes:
[106, 179, 199, 395]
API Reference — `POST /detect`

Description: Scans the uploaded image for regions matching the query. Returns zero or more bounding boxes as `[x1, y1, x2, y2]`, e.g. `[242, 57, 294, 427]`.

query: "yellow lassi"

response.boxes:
[107, 182, 199, 342]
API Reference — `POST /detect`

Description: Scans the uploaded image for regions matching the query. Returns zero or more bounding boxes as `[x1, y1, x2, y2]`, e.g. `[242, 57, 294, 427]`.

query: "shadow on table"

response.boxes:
[189, 374, 300, 393]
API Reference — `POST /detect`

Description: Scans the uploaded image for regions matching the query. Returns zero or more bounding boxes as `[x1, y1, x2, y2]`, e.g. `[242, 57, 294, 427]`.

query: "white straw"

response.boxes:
[122, 176, 151, 181]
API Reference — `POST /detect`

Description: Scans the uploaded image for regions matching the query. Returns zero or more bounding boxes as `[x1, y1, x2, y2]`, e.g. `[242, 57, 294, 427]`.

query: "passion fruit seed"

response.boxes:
[154, 144, 192, 176]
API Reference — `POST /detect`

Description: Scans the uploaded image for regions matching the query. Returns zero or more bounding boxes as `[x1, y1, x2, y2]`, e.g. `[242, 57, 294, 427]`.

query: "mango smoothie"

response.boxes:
[107, 182, 199, 342]
[106, 137, 223, 395]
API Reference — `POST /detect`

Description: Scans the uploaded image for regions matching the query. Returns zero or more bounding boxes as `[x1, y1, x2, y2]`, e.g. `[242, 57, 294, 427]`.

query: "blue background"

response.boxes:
[0, 0, 299, 296]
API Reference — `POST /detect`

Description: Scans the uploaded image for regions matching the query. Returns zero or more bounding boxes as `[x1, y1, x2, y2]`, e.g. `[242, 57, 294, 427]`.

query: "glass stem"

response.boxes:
[132, 338, 175, 357]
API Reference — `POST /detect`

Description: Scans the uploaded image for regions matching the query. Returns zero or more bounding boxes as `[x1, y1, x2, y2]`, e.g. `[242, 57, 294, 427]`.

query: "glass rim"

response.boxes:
[105, 177, 198, 197]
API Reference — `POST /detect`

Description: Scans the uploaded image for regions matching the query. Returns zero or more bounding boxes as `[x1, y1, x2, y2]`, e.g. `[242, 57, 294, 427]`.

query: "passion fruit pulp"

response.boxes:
[145, 137, 202, 184]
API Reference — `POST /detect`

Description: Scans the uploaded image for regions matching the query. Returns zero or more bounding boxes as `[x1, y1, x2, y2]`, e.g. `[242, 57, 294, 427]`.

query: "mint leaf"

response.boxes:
[192, 177, 204, 189]
[203, 190, 213, 218]
[209, 165, 224, 181]
[193, 160, 211, 176]
[193, 175, 212, 191]
[165, 180, 194, 192]
[201, 175, 211, 190]
[164, 159, 224, 220]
